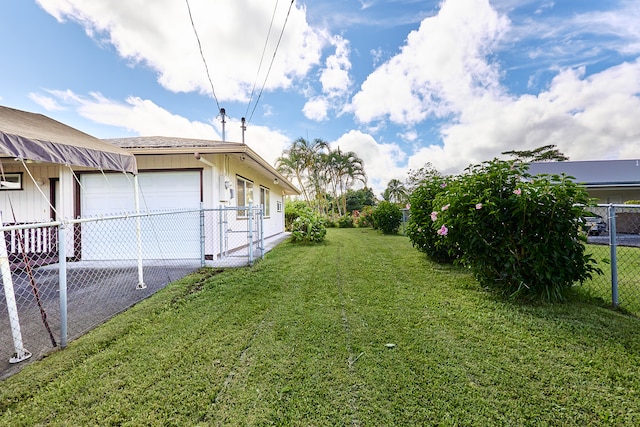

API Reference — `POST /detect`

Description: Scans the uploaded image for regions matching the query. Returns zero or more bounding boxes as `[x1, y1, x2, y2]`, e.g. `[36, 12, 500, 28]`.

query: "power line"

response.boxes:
[247, 0, 295, 124]
[244, 0, 280, 119]
[185, 0, 221, 113]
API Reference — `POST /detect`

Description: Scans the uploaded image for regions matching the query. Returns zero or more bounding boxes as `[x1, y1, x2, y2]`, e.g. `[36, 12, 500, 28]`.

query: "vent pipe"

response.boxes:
[241, 117, 246, 144]
[220, 108, 226, 142]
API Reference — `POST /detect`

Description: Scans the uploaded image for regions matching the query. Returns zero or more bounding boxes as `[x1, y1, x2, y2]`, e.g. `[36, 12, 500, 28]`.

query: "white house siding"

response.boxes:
[131, 153, 287, 258]
[588, 188, 640, 204]
[0, 164, 62, 223]
[229, 158, 284, 240]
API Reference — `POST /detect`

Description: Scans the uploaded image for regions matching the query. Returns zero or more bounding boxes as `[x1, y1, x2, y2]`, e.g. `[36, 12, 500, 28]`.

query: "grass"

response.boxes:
[2, 228, 640, 425]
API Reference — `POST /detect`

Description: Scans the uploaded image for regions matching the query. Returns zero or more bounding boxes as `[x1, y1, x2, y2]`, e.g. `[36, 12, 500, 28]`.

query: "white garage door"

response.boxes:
[80, 171, 201, 260]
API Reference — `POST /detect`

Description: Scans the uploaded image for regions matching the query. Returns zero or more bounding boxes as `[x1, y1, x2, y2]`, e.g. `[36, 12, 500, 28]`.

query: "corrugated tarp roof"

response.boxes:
[0, 105, 137, 174]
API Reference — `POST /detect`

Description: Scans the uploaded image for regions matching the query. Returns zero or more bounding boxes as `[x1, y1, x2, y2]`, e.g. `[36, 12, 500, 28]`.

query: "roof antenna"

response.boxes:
[241, 117, 246, 144]
[220, 108, 226, 142]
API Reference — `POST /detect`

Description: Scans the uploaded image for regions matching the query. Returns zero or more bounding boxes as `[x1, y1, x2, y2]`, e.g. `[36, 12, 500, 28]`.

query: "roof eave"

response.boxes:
[124, 145, 301, 196]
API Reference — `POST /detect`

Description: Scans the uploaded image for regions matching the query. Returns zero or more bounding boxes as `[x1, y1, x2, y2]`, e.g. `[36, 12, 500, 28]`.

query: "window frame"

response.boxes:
[0, 172, 23, 191]
[259, 186, 271, 218]
[236, 175, 254, 218]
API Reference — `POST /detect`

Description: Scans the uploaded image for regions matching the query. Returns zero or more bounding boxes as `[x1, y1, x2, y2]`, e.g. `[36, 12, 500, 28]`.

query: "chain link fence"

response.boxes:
[0, 205, 265, 379]
[582, 204, 640, 315]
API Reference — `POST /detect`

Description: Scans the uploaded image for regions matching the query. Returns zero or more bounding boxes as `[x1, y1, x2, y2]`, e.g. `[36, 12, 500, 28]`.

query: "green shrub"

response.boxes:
[290, 212, 327, 243]
[337, 215, 355, 228]
[372, 201, 402, 234]
[284, 200, 311, 231]
[430, 159, 602, 302]
[325, 214, 339, 228]
[406, 174, 459, 263]
[624, 200, 640, 205]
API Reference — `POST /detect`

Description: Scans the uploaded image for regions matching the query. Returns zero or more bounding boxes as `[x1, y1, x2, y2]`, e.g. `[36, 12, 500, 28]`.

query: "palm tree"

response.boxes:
[276, 138, 367, 216]
[276, 144, 310, 203]
[276, 137, 329, 210]
[382, 179, 408, 204]
[325, 148, 367, 216]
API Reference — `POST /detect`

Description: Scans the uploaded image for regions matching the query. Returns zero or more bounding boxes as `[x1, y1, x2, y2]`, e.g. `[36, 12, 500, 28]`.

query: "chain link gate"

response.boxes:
[203, 204, 264, 267]
[0, 205, 265, 379]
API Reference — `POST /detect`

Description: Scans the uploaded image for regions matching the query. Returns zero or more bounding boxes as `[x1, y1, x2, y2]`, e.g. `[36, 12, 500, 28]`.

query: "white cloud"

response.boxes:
[398, 129, 418, 142]
[347, 0, 640, 178]
[28, 92, 65, 111]
[319, 35, 352, 96]
[303, 35, 353, 122]
[35, 0, 326, 102]
[31, 89, 291, 166]
[409, 60, 640, 175]
[349, 0, 509, 125]
[302, 97, 329, 121]
[330, 130, 407, 196]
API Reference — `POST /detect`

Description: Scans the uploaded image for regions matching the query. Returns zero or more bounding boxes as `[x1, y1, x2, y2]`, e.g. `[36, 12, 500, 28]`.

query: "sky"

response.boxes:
[1, 0, 639, 197]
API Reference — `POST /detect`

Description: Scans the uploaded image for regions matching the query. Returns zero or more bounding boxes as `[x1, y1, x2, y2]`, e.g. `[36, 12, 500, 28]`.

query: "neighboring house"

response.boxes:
[527, 159, 640, 204]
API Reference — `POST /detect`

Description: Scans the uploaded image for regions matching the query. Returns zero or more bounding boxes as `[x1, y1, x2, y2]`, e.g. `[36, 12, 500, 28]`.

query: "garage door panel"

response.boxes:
[80, 171, 201, 260]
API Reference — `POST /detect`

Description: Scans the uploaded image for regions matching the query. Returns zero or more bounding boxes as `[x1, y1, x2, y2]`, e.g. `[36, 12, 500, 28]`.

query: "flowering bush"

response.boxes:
[406, 173, 460, 263]
[290, 212, 327, 243]
[356, 205, 375, 228]
[428, 159, 602, 302]
[372, 201, 403, 234]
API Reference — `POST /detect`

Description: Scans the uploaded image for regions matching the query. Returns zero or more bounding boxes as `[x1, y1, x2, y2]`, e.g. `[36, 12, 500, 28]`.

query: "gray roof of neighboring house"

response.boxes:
[0, 105, 137, 173]
[105, 136, 301, 195]
[527, 159, 640, 187]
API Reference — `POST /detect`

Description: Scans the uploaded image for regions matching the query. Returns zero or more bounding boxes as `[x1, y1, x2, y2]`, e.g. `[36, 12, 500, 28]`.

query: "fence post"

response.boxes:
[608, 204, 619, 308]
[0, 212, 32, 363]
[248, 203, 254, 266]
[219, 205, 224, 259]
[59, 223, 68, 348]
[133, 175, 146, 290]
[200, 203, 205, 267]
[260, 205, 264, 259]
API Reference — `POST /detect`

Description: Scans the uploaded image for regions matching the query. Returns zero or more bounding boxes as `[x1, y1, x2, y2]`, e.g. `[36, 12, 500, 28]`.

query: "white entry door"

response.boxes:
[79, 171, 201, 260]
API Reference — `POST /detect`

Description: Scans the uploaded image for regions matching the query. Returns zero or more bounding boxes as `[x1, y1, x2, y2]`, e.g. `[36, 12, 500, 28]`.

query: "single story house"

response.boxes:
[94, 136, 299, 260]
[0, 105, 299, 263]
[527, 159, 640, 204]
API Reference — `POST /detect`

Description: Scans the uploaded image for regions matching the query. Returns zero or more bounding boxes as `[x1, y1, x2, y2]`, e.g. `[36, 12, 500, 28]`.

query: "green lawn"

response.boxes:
[2, 228, 640, 426]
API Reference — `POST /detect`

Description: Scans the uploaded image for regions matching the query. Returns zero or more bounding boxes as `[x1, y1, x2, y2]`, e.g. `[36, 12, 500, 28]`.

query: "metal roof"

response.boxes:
[527, 159, 640, 187]
[106, 136, 301, 195]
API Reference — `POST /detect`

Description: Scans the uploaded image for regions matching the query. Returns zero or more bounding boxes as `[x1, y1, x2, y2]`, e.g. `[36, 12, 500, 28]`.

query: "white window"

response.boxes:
[276, 200, 283, 213]
[236, 176, 254, 217]
[260, 186, 270, 217]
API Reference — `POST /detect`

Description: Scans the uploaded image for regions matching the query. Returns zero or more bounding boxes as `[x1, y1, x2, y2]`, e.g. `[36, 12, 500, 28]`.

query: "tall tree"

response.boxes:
[405, 163, 442, 193]
[502, 144, 569, 162]
[382, 179, 409, 204]
[276, 138, 367, 216]
[276, 137, 328, 208]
